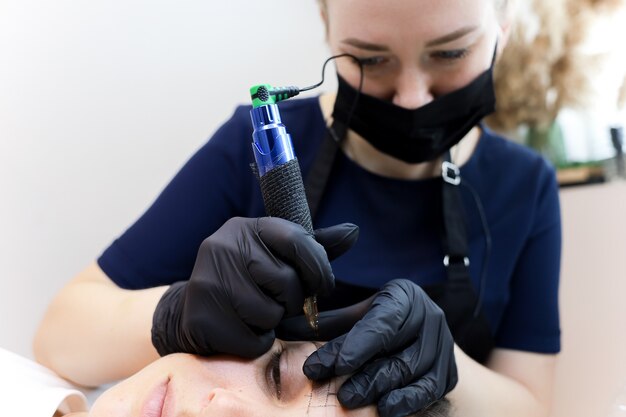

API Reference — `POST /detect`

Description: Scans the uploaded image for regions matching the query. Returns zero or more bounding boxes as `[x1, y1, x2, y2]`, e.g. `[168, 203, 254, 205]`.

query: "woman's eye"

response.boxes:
[431, 48, 470, 62]
[357, 56, 388, 67]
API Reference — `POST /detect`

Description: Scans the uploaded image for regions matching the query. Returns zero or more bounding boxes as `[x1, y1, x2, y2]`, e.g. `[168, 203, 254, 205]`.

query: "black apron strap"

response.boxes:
[305, 120, 345, 219]
[303, 124, 495, 363]
[437, 151, 494, 363]
[441, 151, 469, 266]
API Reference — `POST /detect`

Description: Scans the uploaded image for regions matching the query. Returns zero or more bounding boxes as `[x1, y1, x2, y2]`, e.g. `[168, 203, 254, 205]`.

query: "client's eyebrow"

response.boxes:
[306, 380, 338, 416]
[314, 380, 336, 404]
[305, 342, 338, 415]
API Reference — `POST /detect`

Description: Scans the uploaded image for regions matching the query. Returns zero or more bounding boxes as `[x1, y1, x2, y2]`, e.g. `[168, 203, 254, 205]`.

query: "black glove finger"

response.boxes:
[377, 374, 441, 417]
[276, 295, 375, 341]
[375, 325, 458, 417]
[332, 280, 423, 375]
[256, 217, 335, 296]
[208, 323, 277, 359]
[186, 273, 285, 332]
[180, 285, 278, 358]
[313, 223, 359, 261]
[302, 334, 347, 380]
[247, 255, 304, 317]
[336, 328, 438, 409]
[228, 278, 287, 330]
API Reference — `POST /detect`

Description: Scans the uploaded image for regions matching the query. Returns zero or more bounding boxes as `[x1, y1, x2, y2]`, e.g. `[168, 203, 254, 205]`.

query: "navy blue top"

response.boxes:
[98, 96, 562, 354]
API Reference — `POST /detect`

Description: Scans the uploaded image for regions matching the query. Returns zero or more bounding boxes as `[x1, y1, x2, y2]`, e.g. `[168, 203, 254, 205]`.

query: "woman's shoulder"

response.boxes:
[463, 126, 560, 212]
[474, 126, 557, 181]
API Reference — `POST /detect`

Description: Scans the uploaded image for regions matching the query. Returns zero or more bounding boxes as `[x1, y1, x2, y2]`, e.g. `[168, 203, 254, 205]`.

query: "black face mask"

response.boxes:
[332, 46, 498, 164]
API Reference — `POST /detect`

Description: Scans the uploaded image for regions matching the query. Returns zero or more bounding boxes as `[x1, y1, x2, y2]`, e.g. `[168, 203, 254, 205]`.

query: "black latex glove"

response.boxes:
[151, 216, 359, 358]
[277, 295, 375, 341]
[302, 279, 458, 417]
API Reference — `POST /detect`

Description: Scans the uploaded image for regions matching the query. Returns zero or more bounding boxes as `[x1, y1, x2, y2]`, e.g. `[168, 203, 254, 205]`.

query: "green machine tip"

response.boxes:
[250, 84, 300, 108]
[250, 84, 276, 108]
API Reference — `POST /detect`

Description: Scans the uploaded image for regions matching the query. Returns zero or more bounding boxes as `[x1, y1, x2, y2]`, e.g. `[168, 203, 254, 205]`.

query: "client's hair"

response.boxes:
[413, 398, 452, 417]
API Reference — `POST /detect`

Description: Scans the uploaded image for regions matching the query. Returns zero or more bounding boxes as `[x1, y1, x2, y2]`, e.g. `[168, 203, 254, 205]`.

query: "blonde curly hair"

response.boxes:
[487, 0, 626, 131]
[316, 0, 626, 130]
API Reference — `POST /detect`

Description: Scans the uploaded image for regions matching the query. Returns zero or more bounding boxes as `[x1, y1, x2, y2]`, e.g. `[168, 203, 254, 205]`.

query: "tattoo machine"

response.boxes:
[248, 84, 319, 334]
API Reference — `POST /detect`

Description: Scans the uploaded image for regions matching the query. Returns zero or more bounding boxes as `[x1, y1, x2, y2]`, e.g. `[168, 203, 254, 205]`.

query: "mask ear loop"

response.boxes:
[467, 38, 499, 318]
[302, 55, 364, 218]
[491, 39, 499, 68]
[298, 53, 364, 141]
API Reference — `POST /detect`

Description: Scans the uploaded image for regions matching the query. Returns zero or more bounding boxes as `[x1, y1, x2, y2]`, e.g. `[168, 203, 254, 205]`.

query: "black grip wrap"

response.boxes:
[257, 158, 314, 234]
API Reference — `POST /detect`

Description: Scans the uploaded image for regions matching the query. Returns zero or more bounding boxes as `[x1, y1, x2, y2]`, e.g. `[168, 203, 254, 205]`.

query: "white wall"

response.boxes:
[1, 2, 626, 415]
[552, 182, 626, 417]
[0, 0, 330, 358]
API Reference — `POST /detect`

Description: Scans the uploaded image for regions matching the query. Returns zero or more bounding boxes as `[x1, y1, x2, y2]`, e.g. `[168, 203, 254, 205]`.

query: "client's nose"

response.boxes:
[202, 388, 248, 416]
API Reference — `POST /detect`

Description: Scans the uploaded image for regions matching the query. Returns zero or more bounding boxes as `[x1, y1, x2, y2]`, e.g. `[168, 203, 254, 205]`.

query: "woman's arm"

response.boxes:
[33, 262, 166, 387]
[443, 155, 561, 417]
[34, 219, 357, 388]
[448, 346, 556, 417]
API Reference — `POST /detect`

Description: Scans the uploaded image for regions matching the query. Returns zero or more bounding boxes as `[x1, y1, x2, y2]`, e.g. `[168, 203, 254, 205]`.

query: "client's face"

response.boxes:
[89, 340, 374, 416]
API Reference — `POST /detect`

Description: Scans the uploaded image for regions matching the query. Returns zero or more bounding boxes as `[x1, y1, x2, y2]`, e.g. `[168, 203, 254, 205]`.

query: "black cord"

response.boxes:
[302, 55, 488, 319]
[460, 178, 492, 318]
[263, 54, 364, 102]
[298, 53, 363, 93]
[301, 54, 490, 320]
[299, 53, 364, 144]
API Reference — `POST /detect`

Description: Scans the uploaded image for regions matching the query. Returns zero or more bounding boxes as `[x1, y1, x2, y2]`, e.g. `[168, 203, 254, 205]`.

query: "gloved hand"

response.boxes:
[302, 279, 458, 417]
[151, 216, 359, 358]
[277, 294, 375, 341]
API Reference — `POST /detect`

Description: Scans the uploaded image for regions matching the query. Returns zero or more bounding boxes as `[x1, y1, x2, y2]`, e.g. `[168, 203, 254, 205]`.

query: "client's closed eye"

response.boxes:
[266, 343, 285, 400]
[264, 341, 323, 404]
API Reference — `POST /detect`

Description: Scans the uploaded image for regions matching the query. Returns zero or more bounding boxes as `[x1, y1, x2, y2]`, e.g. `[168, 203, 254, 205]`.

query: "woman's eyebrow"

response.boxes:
[426, 25, 480, 47]
[341, 25, 480, 52]
[341, 38, 390, 52]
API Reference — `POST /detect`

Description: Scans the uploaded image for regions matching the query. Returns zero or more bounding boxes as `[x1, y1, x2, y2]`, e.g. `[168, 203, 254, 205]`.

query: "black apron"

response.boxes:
[305, 121, 495, 364]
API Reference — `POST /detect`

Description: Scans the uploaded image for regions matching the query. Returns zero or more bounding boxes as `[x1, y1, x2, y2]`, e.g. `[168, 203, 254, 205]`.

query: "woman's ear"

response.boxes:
[496, 0, 518, 55]
[497, 17, 513, 54]
[319, 1, 329, 38]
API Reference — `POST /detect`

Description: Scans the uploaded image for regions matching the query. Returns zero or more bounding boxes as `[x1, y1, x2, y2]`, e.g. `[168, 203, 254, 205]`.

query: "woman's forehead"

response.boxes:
[324, 0, 495, 42]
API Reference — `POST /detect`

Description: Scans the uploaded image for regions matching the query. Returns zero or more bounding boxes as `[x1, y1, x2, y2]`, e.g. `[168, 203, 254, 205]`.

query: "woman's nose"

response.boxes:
[391, 69, 434, 109]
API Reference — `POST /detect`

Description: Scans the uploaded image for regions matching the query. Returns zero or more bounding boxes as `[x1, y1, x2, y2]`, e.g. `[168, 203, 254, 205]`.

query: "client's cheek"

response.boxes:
[89, 386, 132, 416]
